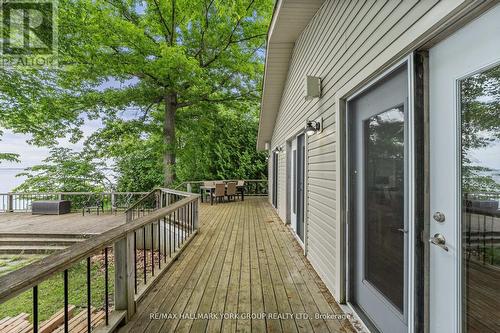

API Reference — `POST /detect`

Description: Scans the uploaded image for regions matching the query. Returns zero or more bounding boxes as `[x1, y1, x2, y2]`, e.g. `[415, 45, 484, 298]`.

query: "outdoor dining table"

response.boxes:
[199, 184, 245, 205]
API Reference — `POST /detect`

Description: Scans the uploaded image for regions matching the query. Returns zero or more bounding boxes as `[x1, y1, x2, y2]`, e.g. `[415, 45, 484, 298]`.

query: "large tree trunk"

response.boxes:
[163, 93, 177, 186]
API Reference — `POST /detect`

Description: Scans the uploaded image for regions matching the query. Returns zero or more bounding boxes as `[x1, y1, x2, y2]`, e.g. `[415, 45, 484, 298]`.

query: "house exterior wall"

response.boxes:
[267, 0, 473, 299]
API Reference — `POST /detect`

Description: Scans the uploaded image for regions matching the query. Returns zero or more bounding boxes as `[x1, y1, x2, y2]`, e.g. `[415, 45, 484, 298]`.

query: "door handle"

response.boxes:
[390, 227, 408, 234]
[430, 233, 449, 252]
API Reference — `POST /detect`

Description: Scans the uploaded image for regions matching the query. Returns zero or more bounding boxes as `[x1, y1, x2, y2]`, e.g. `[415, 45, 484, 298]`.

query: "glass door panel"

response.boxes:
[460, 63, 500, 333]
[364, 107, 405, 312]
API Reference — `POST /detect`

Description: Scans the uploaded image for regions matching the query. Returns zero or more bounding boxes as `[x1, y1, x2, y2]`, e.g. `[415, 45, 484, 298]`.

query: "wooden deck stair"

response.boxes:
[0, 234, 90, 254]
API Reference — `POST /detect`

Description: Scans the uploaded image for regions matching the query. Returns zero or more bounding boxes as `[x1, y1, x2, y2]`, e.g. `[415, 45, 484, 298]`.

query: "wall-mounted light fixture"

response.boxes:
[275, 146, 284, 153]
[305, 76, 322, 100]
[305, 117, 323, 136]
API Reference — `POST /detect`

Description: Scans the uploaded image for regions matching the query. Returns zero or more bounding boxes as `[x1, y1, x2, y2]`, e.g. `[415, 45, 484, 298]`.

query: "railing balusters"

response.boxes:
[33, 285, 38, 333]
[191, 202, 193, 233]
[182, 205, 185, 243]
[158, 219, 161, 269]
[143, 226, 147, 284]
[104, 247, 109, 326]
[180, 206, 183, 244]
[191, 202, 194, 234]
[151, 223, 155, 276]
[187, 203, 190, 236]
[64, 269, 69, 333]
[1, 189, 199, 331]
[163, 217, 167, 263]
[491, 216, 495, 265]
[169, 214, 172, 257]
[87, 257, 91, 333]
[134, 231, 137, 294]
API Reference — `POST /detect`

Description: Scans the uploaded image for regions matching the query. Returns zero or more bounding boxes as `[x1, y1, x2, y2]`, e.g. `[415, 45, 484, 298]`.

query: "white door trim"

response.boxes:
[429, 5, 500, 331]
[285, 130, 308, 254]
[344, 55, 416, 333]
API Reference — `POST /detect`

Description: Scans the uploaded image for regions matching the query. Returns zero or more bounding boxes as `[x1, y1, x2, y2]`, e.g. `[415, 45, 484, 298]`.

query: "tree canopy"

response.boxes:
[0, 0, 273, 191]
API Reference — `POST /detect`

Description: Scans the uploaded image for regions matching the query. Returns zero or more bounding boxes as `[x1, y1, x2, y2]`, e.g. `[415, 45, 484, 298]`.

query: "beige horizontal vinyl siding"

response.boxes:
[268, 0, 466, 298]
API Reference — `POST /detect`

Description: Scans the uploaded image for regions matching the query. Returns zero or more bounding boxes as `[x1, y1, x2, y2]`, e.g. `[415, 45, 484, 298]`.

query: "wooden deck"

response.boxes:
[0, 212, 125, 235]
[119, 197, 354, 333]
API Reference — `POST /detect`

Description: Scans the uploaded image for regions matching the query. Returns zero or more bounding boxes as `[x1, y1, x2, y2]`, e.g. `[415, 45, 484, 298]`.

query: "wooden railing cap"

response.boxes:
[0, 195, 199, 304]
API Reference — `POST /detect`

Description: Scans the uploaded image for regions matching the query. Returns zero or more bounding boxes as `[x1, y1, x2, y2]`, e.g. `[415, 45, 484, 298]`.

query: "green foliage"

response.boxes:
[15, 148, 111, 192]
[1, 0, 272, 189]
[79, 101, 267, 191]
[176, 102, 268, 182]
[461, 64, 500, 193]
[0, 153, 19, 164]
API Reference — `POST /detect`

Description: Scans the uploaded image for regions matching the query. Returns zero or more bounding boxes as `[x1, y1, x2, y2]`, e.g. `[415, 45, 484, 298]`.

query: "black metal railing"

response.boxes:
[0, 189, 199, 332]
[464, 192, 500, 266]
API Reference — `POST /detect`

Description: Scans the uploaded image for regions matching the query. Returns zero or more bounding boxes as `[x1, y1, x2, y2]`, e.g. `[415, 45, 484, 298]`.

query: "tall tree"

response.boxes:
[0, 0, 272, 185]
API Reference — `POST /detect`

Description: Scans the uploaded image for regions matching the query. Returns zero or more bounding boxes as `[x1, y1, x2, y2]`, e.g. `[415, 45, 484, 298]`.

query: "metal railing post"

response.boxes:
[187, 183, 192, 193]
[114, 233, 136, 321]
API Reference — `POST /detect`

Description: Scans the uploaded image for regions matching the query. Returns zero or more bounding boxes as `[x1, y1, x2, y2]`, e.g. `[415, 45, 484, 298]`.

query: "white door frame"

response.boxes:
[344, 55, 416, 333]
[428, 5, 500, 332]
[289, 137, 297, 231]
[286, 130, 307, 250]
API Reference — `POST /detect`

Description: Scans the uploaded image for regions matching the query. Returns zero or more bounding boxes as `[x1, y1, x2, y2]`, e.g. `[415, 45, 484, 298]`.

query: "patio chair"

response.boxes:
[226, 182, 237, 201]
[211, 183, 226, 204]
[82, 194, 104, 216]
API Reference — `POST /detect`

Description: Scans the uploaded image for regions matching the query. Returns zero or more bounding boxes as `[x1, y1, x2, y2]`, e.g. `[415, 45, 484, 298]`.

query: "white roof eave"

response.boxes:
[257, 0, 326, 150]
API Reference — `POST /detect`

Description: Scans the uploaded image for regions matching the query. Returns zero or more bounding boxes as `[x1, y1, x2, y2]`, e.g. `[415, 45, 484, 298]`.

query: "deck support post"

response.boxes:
[111, 192, 116, 212]
[193, 199, 199, 230]
[7, 193, 13, 212]
[114, 232, 136, 322]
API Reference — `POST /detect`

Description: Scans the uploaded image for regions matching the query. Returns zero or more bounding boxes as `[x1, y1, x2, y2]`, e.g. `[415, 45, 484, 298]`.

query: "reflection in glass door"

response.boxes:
[364, 107, 405, 313]
[348, 64, 408, 333]
[461, 63, 500, 333]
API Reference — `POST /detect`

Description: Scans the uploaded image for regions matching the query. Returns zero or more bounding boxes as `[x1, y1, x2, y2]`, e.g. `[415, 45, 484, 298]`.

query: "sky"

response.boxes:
[0, 119, 103, 192]
[0, 76, 141, 193]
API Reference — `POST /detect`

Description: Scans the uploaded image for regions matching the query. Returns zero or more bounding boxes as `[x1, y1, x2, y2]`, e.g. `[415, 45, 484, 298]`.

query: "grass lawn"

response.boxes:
[0, 255, 45, 277]
[0, 253, 115, 322]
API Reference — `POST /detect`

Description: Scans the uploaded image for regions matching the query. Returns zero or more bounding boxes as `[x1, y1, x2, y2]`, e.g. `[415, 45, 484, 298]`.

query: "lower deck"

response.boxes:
[119, 197, 355, 333]
[0, 212, 124, 235]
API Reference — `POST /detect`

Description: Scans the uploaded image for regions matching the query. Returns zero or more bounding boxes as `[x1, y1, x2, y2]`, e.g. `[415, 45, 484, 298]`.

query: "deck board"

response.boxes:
[0, 212, 124, 235]
[119, 197, 355, 333]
